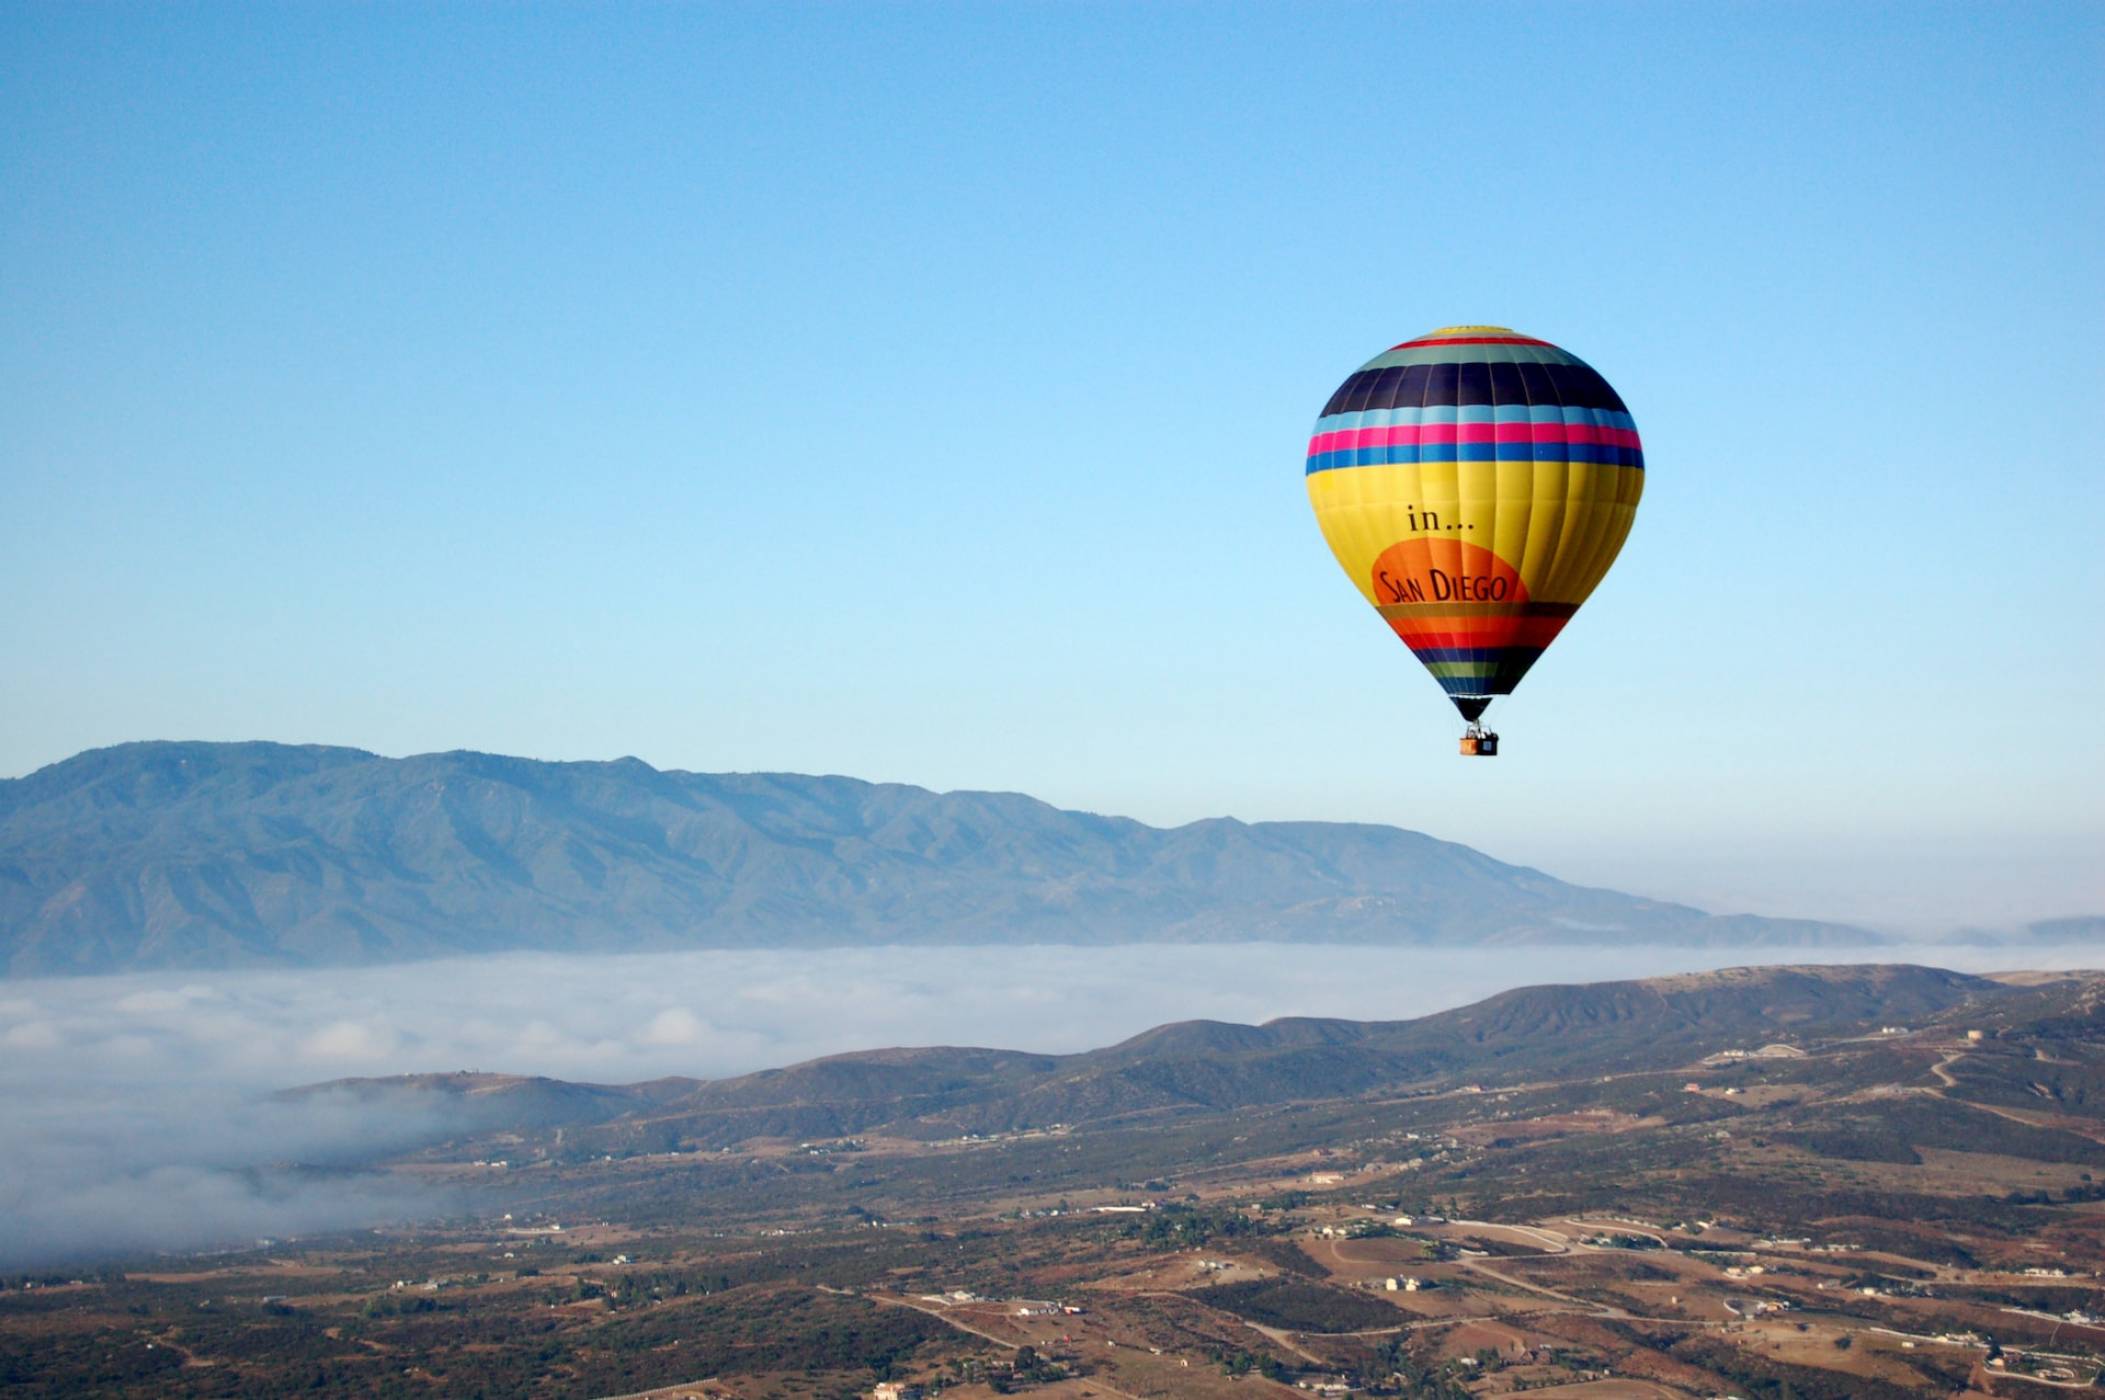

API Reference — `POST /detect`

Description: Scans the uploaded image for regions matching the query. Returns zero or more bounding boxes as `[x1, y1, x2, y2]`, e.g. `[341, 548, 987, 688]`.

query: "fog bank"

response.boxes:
[2, 942, 2093, 1268]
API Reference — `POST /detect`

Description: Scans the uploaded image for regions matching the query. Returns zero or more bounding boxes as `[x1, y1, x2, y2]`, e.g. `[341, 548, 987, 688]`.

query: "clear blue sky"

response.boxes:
[4, 3, 2099, 929]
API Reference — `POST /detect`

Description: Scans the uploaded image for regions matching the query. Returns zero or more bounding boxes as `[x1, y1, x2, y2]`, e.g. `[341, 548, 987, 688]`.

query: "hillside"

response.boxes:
[297, 963, 2019, 1152]
[0, 741, 1877, 975]
[29, 963, 2105, 1397]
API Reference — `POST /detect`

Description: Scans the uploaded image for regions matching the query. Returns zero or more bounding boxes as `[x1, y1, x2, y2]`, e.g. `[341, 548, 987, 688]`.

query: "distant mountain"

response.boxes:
[294, 963, 2047, 1151]
[1, 741, 1881, 975]
[2005, 915, 2105, 944]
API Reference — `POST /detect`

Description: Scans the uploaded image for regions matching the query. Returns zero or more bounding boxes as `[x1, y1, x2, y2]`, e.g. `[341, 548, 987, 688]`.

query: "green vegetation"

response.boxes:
[1124, 1203, 1270, 1251]
[1193, 1278, 1403, 1333]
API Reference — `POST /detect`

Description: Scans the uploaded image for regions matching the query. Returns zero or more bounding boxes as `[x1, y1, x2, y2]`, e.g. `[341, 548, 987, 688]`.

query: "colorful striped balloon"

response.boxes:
[1305, 326, 1644, 728]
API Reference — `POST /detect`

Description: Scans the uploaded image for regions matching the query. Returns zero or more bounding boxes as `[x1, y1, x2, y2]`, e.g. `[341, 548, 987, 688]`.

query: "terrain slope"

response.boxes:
[299, 963, 2060, 1152]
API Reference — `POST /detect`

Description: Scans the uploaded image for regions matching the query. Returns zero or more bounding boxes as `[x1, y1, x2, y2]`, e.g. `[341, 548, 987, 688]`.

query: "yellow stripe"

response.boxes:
[1306, 462, 1643, 610]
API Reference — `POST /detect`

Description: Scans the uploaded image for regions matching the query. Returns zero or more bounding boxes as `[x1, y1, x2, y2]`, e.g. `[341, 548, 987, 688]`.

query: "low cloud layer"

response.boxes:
[1, 941, 2094, 1269]
[1, 1083, 471, 1267]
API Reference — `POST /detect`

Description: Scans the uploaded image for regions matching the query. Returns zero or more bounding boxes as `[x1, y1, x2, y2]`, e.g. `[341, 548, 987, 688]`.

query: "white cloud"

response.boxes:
[300, 1018, 400, 1062]
[640, 1006, 706, 1046]
[4, 1020, 62, 1050]
[113, 984, 219, 1014]
[3, 941, 2098, 1095]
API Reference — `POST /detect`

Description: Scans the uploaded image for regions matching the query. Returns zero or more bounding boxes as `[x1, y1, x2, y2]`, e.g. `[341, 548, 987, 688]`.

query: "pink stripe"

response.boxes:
[1307, 424, 1643, 454]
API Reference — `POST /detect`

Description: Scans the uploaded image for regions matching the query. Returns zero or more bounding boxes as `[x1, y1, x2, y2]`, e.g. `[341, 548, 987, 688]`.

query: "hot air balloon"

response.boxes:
[1305, 326, 1643, 755]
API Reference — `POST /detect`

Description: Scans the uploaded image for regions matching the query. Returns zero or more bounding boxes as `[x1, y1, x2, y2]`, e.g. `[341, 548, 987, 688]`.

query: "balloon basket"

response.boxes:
[1459, 726, 1499, 758]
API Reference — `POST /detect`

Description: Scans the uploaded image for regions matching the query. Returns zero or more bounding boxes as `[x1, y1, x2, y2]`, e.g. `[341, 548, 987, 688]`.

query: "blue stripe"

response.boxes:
[1410, 647, 1523, 663]
[1305, 444, 1645, 473]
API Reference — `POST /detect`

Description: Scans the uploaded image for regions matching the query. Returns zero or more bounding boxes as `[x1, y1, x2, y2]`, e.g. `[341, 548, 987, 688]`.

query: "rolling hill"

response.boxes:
[0, 741, 1881, 975]
[295, 963, 2030, 1151]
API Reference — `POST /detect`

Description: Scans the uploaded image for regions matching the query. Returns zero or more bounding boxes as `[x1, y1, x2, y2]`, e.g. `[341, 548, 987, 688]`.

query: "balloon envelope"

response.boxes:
[1305, 325, 1643, 722]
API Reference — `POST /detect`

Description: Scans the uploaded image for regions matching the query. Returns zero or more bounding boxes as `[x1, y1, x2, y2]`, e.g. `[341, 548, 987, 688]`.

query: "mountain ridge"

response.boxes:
[286, 962, 2089, 1153]
[2, 740, 1886, 975]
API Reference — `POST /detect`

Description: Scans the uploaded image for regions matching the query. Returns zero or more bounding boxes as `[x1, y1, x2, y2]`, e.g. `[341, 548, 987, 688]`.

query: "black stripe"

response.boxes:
[1484, 647, 1548, 693]
[1322, 360, 1628, 414]
[1486, 361, 1527, 405]
[1424, 363, 1459, 404]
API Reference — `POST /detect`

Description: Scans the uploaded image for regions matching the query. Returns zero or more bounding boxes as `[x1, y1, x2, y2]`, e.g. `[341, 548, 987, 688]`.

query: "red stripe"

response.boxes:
[1307, 423, 1642, 454]
[1389, 618, 1571, 648]
[1389, 335, 1551, 349]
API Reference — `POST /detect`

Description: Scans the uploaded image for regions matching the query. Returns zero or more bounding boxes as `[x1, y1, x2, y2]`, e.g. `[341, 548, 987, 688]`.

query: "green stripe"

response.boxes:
[1358, 342, 1580, 372]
